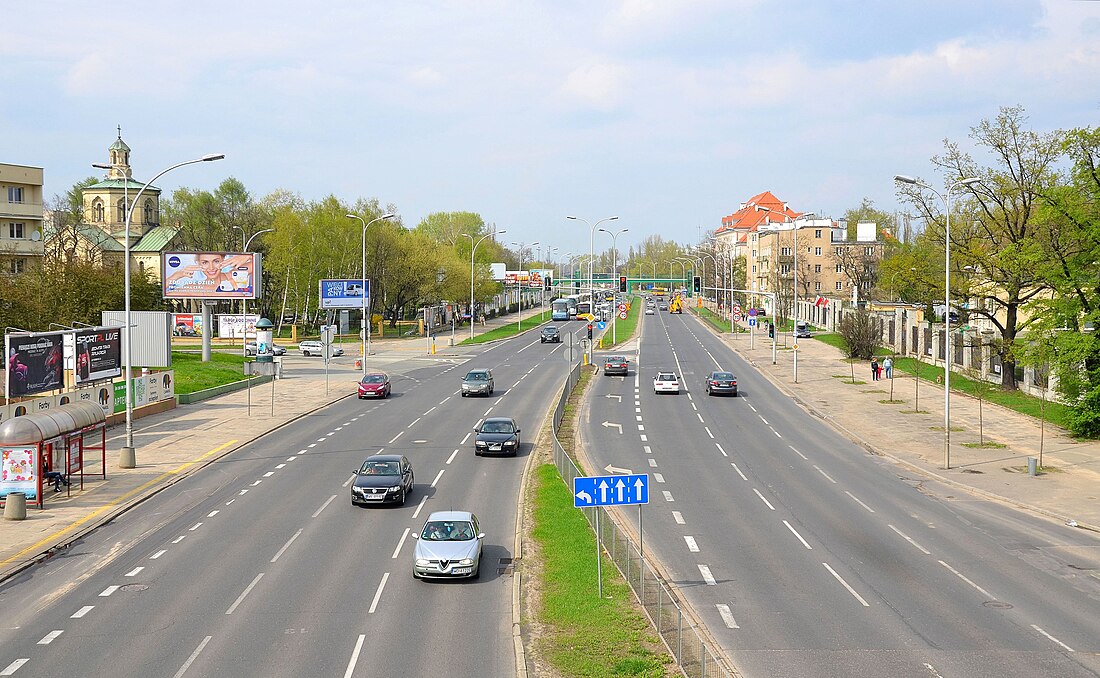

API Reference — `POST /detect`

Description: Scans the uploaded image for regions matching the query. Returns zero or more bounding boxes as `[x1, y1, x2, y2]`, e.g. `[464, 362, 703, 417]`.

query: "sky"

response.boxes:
[4, 0, 1100, 260]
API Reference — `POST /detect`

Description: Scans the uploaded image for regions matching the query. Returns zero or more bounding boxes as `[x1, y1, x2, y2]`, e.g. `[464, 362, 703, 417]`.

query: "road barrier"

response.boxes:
[550, 363, 737, 678]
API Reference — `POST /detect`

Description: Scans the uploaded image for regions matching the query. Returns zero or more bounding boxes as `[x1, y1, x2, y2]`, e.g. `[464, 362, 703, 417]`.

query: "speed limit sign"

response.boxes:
[732, 304, 742, 322]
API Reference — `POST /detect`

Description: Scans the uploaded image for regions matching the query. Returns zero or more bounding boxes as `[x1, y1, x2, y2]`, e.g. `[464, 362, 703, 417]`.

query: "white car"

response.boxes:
[645, 307, 654, 315]
[299, 340, 344, 357]
[654, 371, 680, 394]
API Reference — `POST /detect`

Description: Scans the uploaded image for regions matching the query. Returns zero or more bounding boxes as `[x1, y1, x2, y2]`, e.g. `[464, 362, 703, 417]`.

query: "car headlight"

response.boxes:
[415, 559, 431, 566]
[459, 558, 474, 566]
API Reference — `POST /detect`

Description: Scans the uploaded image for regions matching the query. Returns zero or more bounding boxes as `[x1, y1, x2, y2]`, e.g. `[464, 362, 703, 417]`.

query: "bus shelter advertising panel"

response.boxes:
[6, 332, 65, 398]
[74, 327, 122, 385]
[162, 252, 261, 300]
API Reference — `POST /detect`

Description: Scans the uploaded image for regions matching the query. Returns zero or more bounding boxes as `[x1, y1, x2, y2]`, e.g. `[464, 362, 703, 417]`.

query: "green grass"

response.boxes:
[605, 297, 641, 348]
[171, 351, 249, 394]
[458, 310, 550, 345]
[695, 307, 733, 333]
[531, 464, 672, 677]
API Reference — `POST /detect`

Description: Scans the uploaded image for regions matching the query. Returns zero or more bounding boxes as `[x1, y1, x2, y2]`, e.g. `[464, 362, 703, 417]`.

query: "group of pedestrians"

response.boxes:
[870, 356, 894, 381]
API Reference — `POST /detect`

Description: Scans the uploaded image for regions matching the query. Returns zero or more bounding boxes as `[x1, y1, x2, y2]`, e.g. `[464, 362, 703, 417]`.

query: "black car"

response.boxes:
[473, 417, 521, 456]
[541, 326, 561, 343]
[351, 454, 414, 506]
[603, 355, 629, 376]
[705, 371, 738, 396]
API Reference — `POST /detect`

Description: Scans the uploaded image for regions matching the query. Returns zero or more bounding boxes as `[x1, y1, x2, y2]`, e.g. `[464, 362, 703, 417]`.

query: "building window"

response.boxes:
[814, 264, 821, 273]
[835, 264, 843, 273]
[865, 246, 874, 256]
[10, 258, 25, 274]
[781, 247, 792, 256]
[835, 247, 844, 256]
[9, 222, 25, 239]
[815, 229, 822, 238]
[836, 281, 843, 290]
[144, 199, 154, 225]
[92, 200, 104, 222]
[752, 265, 756, 274]
[139, 261, 146, 275]
[814, 247, 822, 256]
[815, 281, 822, 291]
[117, 199, 127, 222]
[7, 187, 23, 203]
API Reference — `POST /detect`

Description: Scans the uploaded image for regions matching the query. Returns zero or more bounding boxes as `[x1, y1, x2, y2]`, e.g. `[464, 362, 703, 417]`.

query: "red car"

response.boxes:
[358, 373, 391, 399]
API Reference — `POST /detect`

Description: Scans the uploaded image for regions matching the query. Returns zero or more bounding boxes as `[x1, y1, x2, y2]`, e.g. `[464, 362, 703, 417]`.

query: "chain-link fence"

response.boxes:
[550, 364, 737, 678]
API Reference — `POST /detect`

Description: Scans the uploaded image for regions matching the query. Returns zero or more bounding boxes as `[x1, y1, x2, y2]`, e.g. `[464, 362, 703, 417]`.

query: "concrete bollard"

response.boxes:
[4, 492, 27, 520]
[120, 446, 137, 469]
[1027, 457, 1037, 476]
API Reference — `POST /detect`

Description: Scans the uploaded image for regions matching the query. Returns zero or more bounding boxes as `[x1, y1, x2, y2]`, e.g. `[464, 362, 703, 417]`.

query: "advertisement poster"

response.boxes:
[319, 279, 370, 309]
[162, 252, 261, 300]
[217, 314, 259, 339]
[67, 434, 83, 473]
[1, 446, 38, 500]
[504, 270, 546, 288]
[172, 313, 204, 337]
[74, 327, 122, 385]
[6, 332, 65, 398]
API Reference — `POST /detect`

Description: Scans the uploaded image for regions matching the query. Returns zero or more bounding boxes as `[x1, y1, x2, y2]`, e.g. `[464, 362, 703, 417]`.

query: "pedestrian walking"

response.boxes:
[871, 358, 879, 381]
[884, 356, 893, 379]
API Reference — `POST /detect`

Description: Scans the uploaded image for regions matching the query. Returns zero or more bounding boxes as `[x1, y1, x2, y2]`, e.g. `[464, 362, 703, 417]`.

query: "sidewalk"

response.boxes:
[693, 308, 1100, 533]
[0, 304, 551, 582]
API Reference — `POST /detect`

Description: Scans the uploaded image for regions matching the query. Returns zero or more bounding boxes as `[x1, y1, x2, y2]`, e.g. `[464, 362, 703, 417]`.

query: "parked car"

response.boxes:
[704, 371, 737, 396]
[299, 340, 343, 357]
[350, 454, 414, 506]
[653, 371, 680, 394]
[358, 373, 391, 399]
[244, 341, 286, 356]
[603, 355, 629, 376]
[540, 326, 561, 343]
[413, 510, 484, 580]
[461, 369, 494, 396]
[473, 417, 521, 456]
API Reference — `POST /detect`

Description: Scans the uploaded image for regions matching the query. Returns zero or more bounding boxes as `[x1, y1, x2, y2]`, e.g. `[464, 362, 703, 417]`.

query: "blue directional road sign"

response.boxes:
[596, 321, 607, 331]
[573, 474, 649, 508]
[747, 317, 757, 327]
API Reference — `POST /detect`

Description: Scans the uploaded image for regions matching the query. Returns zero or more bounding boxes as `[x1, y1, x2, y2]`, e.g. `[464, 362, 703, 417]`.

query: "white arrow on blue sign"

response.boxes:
[748, 317, 757, 327]
[596, 321, 607, 330]
[573, 474, 649, 507]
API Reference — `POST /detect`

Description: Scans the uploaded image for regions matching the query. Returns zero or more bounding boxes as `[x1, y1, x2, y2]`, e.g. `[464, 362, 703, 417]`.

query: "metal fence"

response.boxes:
[550, 363, 737, 678]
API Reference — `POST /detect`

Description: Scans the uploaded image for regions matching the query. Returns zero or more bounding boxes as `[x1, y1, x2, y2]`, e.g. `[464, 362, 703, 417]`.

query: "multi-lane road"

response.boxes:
[583, 307, 1100, 677]
[0, 327, 586, 678]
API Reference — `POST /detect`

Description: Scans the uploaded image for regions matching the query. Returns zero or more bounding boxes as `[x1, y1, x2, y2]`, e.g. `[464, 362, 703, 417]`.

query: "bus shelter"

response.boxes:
[0, 402, 106, 509]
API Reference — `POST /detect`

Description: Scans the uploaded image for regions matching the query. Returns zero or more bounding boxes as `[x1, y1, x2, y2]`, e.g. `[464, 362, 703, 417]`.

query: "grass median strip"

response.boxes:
[459, 311, 549, 345]
[172, 351, 249, 394]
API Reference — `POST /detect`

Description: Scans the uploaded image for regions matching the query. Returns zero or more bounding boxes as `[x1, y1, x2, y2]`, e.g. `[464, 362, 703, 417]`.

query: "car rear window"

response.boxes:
[713, 373, 734, 380]
[657, 373, 676, 381]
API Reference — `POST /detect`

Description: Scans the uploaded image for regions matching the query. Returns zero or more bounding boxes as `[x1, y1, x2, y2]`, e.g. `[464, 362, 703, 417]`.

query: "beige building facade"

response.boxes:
[0, 163, 45, 275]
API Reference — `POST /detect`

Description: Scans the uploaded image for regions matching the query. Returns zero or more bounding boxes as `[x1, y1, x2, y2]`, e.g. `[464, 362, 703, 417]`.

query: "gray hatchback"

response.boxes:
[461, 369, 494, 396]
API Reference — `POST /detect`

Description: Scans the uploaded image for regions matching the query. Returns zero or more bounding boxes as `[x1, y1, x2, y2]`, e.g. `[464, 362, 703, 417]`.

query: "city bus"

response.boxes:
[551, 298, 573, 321]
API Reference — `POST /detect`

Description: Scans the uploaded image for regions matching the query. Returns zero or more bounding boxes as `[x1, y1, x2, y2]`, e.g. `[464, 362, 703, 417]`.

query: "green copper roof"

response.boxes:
[132, 226, 178, 252]
[109, 137, 130, 152]
[88, 178, 159, 191]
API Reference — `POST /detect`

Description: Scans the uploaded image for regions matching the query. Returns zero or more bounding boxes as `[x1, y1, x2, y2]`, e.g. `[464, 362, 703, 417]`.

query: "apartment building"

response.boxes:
[0, 163, 45, 275]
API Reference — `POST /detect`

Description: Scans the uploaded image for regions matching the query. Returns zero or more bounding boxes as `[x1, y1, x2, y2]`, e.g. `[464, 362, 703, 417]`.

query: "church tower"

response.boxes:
[83, 128, 161, 246]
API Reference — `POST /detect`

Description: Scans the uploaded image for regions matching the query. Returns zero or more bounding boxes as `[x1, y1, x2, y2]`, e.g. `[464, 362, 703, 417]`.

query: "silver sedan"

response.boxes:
[413, 510, 484, 580]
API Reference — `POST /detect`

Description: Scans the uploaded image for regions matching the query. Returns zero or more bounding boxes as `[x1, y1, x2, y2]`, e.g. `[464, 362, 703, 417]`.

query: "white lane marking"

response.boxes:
[172, 536, 186, 544]
[512, 381, 522, 389]
[461, 432, 472, 444]
[430, 469, 445, 487]
[1031, 624, 1075, 652]
[715, 443, 727, 456]
[813, 466, 837, 484]
[1, 659, 29, 675]
[696, 413, 704, 423]
[789, 445, 807, 460]
[327, 431, 337, 436]
[37, 630, 63, 645]
[643, 445, 652, 454]
[484, 408, 493, 416]
[409, 417, 421, 427]
[846, 491, 875, 513]
[343, 474, 355, 488]
[691, 402, 698, 411]
[412, 495, 428, 519]
[206, 510, 220, 518]
[286, 457, 297, 462]
[300, 449, 309, 453]
[317, 438, 327, 443]
[684, 536, 700, 552]
[173, 635, 213, 678]
[71, 606, 94, 618]
[275, 463, 286, 469]
[716, 604, 739, 629]
[923, 664, 945, 678]
[446, 449, 459, 464]
[698, 564, 716, 585]
[636, 415, 642, 421]
[686, 393, 693, 401]
[225, 572, 265, 614]
[752, 488, 775, 511]
[313, 494, 337, 518]
[822, 562, 870, 606]
[125, 566, 144, 577]
[423, 407, 436, 415]
[938, 560, 995, 599]
[705, 427, 714, 439]
[225, 499, 236, 506]
[99, 586, 119, 597]
[672, 511, 685, 524]
[439, 397, 451, 405]
[263, 471, 275, 478]
[654, 473, 665, 483]
[495, 396, 505, 405]
[250, 480, 262, 486]
[772, 429, 782, 438]
[662, 490, 674, 502]
[150, 549, 167, 560]
[635, 407, 641, 413]
[730, 463, 748, 481]
[517, 339, 538, 353]
[888, 524, 930, 554]
[783, 520, 813, 549]
[336, 426, 345, 430]
[759, 416, 769, 426]
[189, 522, 203, 531]
[640, 434, 648, 442]
[344, 635, 366, 678]
[368, 572, 390, 614]
[638, 424, 645, 431]
[271, 529, 303, 563]
[391, 528, 411, 559]
[647, 458, 657, 467]
[388, 431, 404, 444]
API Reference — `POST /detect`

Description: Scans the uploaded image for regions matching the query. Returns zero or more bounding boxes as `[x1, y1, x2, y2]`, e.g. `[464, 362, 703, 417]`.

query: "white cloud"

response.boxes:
[559, 62, 630, 110]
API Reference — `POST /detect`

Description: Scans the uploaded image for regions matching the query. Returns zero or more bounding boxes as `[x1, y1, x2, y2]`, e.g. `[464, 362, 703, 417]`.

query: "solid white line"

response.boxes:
[343, 635, 366, 678]
[313, 494, 337, 518]
[789, 445, 807, 460]
[368, 572, 390, 614]
[716, 604, 739, 629]
[715, 443, 727, 456]
[423, 407, 436, 415]
[388, 431, 404, 444]
[409, 417, 421, 427]
[730, 463, 747, 481]
[1031, 624, 1075, 652]
[37, 630, 63, 645]
[1, 659, 29, 675]
[263, 471, 275, 477]
[225, 573, 264, 614]
[271, 529, 303, 563]
[822, 562, 870, 606]
[845, 491, 875, 513]
[150, 549, 167, 560]
[461, 432, 472, 444]
[172, 536, 186, 544]
[654, 473, 665, 483]
[672, 511, 685, 524]
[705, 426, 714, 439]
[99, 585, 119, 597]
[125, 566, 144, 577]
[888, 524, 930, 554]
[391, 528, 411, 559]
[412, 495, 428, 519]
[939, 560, 995, 599]
[753, 488, 775, 511]
[71, 606, 94, 618]
[517, 340, 537, 353]
[446, 449, 459, 464]
[430, 469, 445, 487]
[684, 536, 700, 552]
[484, 407, 493, 416]
[698, 564, 716, 585]
[189, 522, 203, 531]
[172, 635, 213, 678]
[814, 466, 837, 484]
[662, 490, 674, 502]
[783, 520, 813, 549]
[648, 458, 657, 467]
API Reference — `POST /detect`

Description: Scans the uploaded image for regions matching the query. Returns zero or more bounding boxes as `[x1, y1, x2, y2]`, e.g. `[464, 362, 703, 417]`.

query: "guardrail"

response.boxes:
[549, 363, 737, 678]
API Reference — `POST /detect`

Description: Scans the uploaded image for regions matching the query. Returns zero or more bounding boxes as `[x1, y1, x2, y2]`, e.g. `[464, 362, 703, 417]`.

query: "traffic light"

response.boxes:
[768, 322, 775, 339]
[619, 276, 627, 293]
[587, 323, 593, 339]
[544, 275, 552, 291]
[692, 276, 701, 293]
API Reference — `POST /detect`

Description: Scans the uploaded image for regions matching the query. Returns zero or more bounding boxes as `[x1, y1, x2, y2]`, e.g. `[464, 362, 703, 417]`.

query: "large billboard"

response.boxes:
[504, 270, 547, 288]
[5, 332, 65, 398]
[217, 314, 259, 339]
[319, 279, 370, 309]
[162, 252, 261, 300]
[172, 313, 204, 337]
[74, 327, 122, 385]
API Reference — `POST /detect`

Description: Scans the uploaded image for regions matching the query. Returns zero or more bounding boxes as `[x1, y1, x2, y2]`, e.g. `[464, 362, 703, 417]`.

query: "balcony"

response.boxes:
[0, 201, 44, 220]
[0, 238, 44, 256]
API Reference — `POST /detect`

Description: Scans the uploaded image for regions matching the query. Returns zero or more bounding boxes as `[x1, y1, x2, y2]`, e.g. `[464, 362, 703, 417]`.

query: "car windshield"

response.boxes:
[543, 327, 557, 333]
[421, 520, 476, 541]
[361, 375, 386, 384]
[713, 373, 734, 380]
[465, 372, 488, 381]
[359, 461, 401, 475]
[481, 420, 514, 434]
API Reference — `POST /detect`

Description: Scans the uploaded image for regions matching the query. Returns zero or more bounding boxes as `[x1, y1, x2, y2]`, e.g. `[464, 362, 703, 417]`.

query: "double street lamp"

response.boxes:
[346, 212, 396, 373]
[464, 229, 506, 342]
[567, 215, 619, 306]
[511, 241, 539, 330]
[598, 227, 629, 343]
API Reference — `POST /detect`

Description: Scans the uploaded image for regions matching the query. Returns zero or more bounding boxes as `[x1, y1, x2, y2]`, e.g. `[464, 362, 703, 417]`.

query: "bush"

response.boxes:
[836, 309, 879, 360]
[1067, 385, 1100, 438]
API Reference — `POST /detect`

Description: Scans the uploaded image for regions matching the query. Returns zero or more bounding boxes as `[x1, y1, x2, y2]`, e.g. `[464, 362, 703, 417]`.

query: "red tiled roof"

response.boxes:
[717, 191, 803, 235]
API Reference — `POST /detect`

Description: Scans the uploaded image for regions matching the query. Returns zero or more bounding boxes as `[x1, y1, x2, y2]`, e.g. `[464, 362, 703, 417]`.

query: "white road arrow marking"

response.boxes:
[605, 394, 622, 401]
[604, 464, 634, 475]
[602, 421, 623, 434]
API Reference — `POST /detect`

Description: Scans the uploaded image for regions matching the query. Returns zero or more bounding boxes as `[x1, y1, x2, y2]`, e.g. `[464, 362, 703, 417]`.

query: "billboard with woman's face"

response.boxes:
[5, 332, 65, 398]
[162, 252, 261, 300]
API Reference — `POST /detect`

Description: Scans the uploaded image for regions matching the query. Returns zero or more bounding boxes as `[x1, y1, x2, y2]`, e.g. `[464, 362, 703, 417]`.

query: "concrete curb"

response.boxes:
[176, 375, 274, 404]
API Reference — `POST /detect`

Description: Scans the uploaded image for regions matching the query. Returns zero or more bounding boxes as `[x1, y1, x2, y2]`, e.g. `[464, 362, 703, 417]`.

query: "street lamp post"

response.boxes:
[93, 152, 224, 468]
[346, 212, 396, 373]
[759, 210, 816, 381]
[463, 229, 506, 342]
[511, 240, 538, 332]
[599, 227, 629, 344]
[233, 227, 274, 357]
[567, 215, 619, 311]
[894, 174, 980, 469]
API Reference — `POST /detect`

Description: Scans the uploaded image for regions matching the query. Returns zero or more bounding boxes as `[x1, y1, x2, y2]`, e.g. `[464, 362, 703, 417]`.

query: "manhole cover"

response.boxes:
[120, 584, 149, 592]
[982, 600, 1012, 609]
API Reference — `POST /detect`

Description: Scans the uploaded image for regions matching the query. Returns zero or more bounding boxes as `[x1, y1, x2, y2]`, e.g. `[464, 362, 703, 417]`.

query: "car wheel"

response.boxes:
[397, 488, 406, 506]
[474, 448, 482, 456]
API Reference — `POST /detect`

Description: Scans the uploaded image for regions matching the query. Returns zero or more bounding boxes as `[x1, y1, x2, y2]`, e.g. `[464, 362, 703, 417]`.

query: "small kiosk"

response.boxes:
[0, 402, 106, 510]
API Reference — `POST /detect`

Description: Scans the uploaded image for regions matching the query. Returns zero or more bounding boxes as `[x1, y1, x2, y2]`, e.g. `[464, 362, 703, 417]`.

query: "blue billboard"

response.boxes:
[319, 279, 370, 309]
